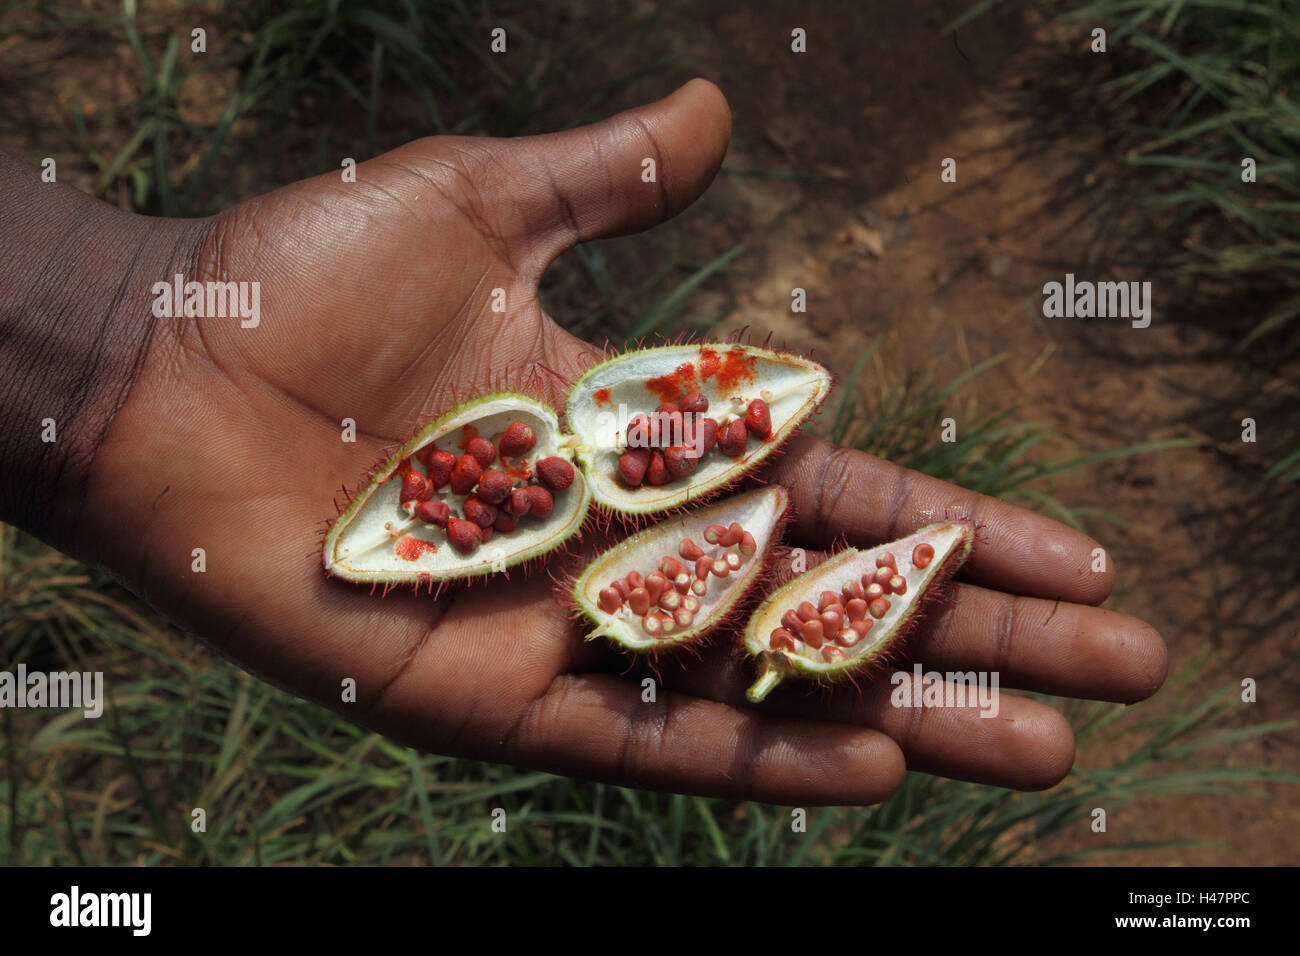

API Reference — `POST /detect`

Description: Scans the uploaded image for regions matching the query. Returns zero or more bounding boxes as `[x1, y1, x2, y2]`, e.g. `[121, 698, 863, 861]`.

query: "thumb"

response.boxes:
[438, 79, 732, 276]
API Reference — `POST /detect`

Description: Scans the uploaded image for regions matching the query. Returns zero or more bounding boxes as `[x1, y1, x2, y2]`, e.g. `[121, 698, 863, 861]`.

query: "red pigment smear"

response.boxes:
[699, 347, 721, 381]
[594, 387, 613, 408]
[645, 362, 701, 405]
[714, 347, 757, 392]
[396, 535, 439, 561]
[504, 460, 532, 482]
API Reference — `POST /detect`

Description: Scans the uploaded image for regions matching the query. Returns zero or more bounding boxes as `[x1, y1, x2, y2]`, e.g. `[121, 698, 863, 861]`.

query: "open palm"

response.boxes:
[80, 81, 1166, 805]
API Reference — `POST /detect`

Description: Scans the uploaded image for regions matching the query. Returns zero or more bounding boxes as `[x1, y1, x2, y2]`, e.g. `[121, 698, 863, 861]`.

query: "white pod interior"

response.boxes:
[566, 344, 831, 515]
[323, 393, 591, 584]
[744, 522, 973, 701]
[574, 486, 790, 652]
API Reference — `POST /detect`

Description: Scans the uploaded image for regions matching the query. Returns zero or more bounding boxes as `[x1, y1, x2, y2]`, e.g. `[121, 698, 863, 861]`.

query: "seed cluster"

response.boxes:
[596, 521, 759, 638]
[616, 392, 773, 488]
[398, 420, 574, 556]
[767, 545, 933, 663]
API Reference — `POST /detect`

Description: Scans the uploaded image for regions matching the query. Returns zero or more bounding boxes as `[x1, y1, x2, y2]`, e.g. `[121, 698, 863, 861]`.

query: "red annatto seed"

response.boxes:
[865, 582, 885, 601]
[889, 575, 907, 595]
[719, 418, 748, 457]
[739, 531, 757, 559]
[476, 468, 511, 505]
[479, 525, 492, 543]
[873, 567, 894, 589]
[426, 449, 456, 490]
[674, 607, 694, 629]
[724, 552, 742, 572]
[820, 610, 844, 634]
[697, 417, 719, 456]
[674, 572, 692, 593]
[818, 590, 841, 612]
[869, 597, 890, 619]
[822, 646, 845, 663]
[658, 590, 682, 612]
[850, 619, 873, 638]
[682, 594, 701, 614]
[641, 614, 662, 637]
[628, 587, 651, 616]
[837, 627, 861, 648]
[842, 581, 866, 602]
[494, 510, 518, 533]
[710, 559, 729, 578]
[613, 578, 631, 600]
[414, 500, 450, 528]
[446, 518, 481, 554]
[845, 598, 868, 622]
[744, 398, 772, 438]
[679, 538, 705, 561]
[912, 543, 935, 569]
[507, 487, 533, 516]
[782, 609, 804, 633]
[797, 601, 819, 622]
[660, 556, 691, 580]
[401, 470, 431, 503]
[704, 524, 726, 545]
[646, 451, 670, 486]
[626, 413, 652, 449]
[598, 588, 623, 613]
[466, 436, 496, 468]
[627, 571, 645, 589]
[876, 551, 898, 571]
[769, 628, 798, 652]
[499, 422, 536, 458]
[690, 578, 707, 597]
[645, 572, 669, 605]
[617, 448, 653, 487]
[463, 496, 497, 528]
[526, 485, 553, 518]
[694, 555, 713, 581]
[449, 454, 481, 495]
[721, 522, 744, 547]
[536, 456, 574, 491]
[663, 444, 699, 477]
[798, 619, 825, 648]
[680, 392, 709, 414]
[658, 612, 676, 636]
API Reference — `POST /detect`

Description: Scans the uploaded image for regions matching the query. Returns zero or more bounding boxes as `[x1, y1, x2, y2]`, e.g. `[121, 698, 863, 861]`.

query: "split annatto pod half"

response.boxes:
[322, 393, 590, 584]
[742, 521, 975, 702]
[573, 486, 792, 653]
[566, 343, 831, 515]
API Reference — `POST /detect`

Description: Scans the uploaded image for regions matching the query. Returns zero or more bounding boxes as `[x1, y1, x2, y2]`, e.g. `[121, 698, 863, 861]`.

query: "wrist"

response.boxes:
[0, 151, 212, 548]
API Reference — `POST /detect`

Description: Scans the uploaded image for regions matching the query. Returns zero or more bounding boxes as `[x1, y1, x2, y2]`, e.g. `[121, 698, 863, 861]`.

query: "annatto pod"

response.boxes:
[567, 344, 830, 515]
[323, 394, 590, 583]
[742, 521, 974, 702]
[573, 486, 791, 653]
[322, 343, 830, 585]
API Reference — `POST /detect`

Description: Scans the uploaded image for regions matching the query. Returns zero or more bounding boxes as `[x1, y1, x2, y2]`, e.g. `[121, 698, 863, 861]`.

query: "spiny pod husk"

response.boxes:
[573, 486, 791, 653]
[324, 343, 829, 586]
[567, 343, 830, 515]
[323, 393, 591, 584]
[742, 522, 974, 702]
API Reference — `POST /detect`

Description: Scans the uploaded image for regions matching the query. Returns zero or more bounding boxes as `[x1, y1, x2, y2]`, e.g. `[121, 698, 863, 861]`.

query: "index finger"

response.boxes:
[764, 435, 1114, 605]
